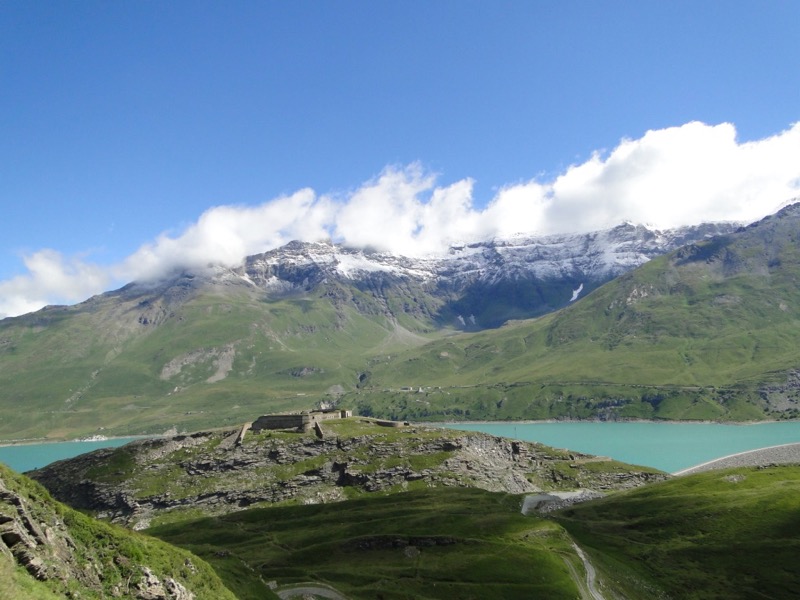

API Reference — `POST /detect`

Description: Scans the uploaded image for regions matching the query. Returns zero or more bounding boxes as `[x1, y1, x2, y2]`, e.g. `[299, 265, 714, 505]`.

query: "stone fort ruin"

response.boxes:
[251, 408, 354, 434]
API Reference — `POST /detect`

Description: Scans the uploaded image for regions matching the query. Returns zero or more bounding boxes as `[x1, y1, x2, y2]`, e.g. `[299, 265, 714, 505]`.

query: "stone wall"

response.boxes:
[250, 409, 352, 432]
[251, 414, 310, 432]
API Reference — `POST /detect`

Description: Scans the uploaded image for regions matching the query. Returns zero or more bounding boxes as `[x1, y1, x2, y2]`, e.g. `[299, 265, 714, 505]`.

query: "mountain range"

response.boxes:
[237, 219, 736, 329]
[3, 206, 800, 440]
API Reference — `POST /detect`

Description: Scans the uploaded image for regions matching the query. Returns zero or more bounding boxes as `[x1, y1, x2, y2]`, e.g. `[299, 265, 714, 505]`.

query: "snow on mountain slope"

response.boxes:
[108, 220, 737, 331]
[238, 221, 738, 291]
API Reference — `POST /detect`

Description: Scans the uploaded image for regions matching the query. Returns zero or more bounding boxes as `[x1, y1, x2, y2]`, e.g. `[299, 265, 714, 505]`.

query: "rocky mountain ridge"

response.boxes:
[106, 220, 738, 331]
[227, 221, 738, 327]
[353, 202, 800, 423]
[240, 221, 737, 285]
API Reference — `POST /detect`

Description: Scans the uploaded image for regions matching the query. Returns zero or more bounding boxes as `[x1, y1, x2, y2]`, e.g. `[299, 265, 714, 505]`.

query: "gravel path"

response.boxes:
[572, 543, 605, 600]
[673, 442, 800, 476]
[276, 586, 348, 600]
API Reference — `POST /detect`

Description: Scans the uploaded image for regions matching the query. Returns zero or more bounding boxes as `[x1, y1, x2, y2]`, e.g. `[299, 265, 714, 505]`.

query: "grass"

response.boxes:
[0, 558, 63, 600]
[554, 465, 800, 599]
[0, 464, 237, 600]
[17, 419, 800, 599]
[0, 281, 437, 441]
[149, 487, 582, 600]
[352, 265, 800, 421]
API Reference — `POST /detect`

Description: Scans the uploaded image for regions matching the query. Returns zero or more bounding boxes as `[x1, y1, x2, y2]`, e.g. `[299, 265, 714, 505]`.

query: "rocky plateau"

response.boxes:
[29, 419, 666, 530]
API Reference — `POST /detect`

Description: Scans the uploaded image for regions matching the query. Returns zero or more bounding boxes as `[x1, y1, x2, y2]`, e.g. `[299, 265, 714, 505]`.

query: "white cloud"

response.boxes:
[119, 188, 333, 282]
[333, 164, 436, 253]
[0, 250, 111, 318]
[545, 121, 800, 231]
[417, 178, 481, 250]
[481, 180, 552, 237]
[333, 164, 481, 255]
[2, 120, 799, 318]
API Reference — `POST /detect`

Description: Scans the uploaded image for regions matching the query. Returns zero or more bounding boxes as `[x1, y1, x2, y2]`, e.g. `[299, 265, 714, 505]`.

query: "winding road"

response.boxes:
[571, 542, 604, 600]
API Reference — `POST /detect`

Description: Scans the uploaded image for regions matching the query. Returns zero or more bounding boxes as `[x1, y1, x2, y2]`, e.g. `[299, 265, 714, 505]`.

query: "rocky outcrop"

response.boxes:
[135, 566, 195, 600]
[0, 475, 84, 584]
[0, 464, 234, 599]
[30, 422, 666, 529]
[758, 369, 800, 414]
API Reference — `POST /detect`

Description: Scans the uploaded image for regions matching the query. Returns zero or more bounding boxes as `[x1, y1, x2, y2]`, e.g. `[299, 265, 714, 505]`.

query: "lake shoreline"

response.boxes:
[0, 433, 157, 449]
[5, 420, 800, 474]
[432, 417, 792, 427]
[3, 417, 796, 446]
[439, 420, 800, 473]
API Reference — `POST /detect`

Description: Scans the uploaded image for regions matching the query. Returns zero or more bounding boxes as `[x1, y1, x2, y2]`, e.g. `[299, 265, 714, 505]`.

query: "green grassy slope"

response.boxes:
[16, 445, 800, 600]
[353, 205, 800, 421]
[0, 277, 436, 441]
[0, 463, 237, 600]
[554, 465, 800, 599]
[0, 557, 63, 600]
[138, 465, 800, 600]
[150, 487, 582, 600]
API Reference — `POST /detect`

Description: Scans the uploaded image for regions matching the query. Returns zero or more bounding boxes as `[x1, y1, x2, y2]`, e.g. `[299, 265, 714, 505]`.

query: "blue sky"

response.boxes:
[1, 1, 799, 317]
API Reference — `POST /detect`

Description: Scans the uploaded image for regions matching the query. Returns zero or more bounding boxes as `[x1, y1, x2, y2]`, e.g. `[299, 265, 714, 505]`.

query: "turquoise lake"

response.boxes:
[3, 422, 800, 474]
[442, 421, 800, 473]
[0, 437, 143, 473]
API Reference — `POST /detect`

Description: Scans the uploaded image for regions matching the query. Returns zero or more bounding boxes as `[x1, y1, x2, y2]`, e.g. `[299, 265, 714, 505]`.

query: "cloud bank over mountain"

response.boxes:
[2, 121, 799, 318]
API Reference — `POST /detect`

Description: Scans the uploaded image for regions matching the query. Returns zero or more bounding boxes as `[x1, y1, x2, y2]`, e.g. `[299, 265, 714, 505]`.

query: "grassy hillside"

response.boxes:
[554, 465, 800, 599]
[16, 420, 800, 599]
[149, 487, 583, 600]
[2, 205, 800, 440]
[0, 463, 237, 600]
[148, 465, 800, 600]
[0, 277, 436, 441]
[353, 206, 800, 421]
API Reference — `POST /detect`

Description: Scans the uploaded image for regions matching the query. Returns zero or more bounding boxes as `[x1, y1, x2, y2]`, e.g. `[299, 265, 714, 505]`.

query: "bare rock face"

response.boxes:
[0, 477, 77, 583]
[136, 566, 169, 599]
[166, 578, 196, 600]
[135, 567, 195, 600]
